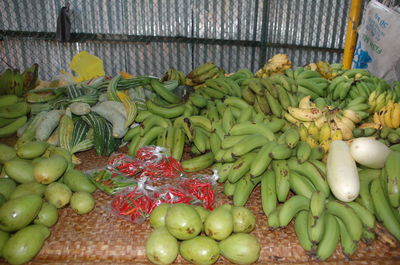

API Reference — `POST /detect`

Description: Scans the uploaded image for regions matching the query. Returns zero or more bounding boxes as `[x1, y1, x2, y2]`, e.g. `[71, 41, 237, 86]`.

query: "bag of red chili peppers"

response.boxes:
[102, 146, 219, 223]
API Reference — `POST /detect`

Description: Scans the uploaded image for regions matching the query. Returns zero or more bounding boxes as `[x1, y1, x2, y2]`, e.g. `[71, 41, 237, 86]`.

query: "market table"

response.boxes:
[0, 137, 399, 265]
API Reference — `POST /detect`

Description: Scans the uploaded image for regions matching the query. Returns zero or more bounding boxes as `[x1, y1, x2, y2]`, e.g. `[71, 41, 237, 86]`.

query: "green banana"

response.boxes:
[370, 178, 400, 241]
[223, 180, 237, 198]
[0, 102, 30, 119]
[189, 93, 208, 108]
[294, 210, 315, 252]
[272, 160, 290, 202]
[269, 143, 292, 160]
[347, 201, 375, 231]
[310, 191, 326, 218]
[0, 115, 27, 138]
[288, 158, 330, 196]
[135, 110, 153, 122]
[224, 96, 251, 110]
[229, 121, 276, 141]
[242, 86, 256, 104]
[307, 211, 326, 244]
[181, 152, 214, 172]
[150, 79, 181, 104]
[356, 168, 381, 213]
[165, 125, 175, 150]
[276, 84, 291, 110]
[237, 107, 254, 123]
[264, 118, 286, 133]
[326, 200, 363, 242]
[187, 62, 217, 79]
[171, 126, 185, 161]
[267, 205, 282, 229]
[284, 128, 300, 148]
[316, 213, 340, 261]
[278, 195, 310, 226]
[191, 67, 221, 84]
[261, 170, 277, 216]
[296, 141, 312, 163]
[137, 126, 164, 149]
[0, 94, 19, 107]
[140, 115, 171, 136]
[289, 171, 316, 199]
[227, 152, 257, 183]
[222, 107, 235, 135]
[265, 91, 283, 118]
[192, 126, 209, 153]
[209, 132, 222, 156]
[233, 173, 262, 207]
[385, 151, 400, 208]
[146, 99, 186, 118]
[231, 134, 270, 157]
[337, 217, 358, 257]
[217, 162, 234, 183]
[250, 142, 277, 177]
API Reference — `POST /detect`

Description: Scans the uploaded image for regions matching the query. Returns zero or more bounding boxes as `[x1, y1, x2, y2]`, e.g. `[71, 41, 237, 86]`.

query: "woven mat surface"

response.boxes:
[0, 138, 399, 265]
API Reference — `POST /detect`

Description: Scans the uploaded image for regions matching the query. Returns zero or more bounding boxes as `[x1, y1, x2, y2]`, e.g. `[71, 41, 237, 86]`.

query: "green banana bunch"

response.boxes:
[186, 62, 223, 85]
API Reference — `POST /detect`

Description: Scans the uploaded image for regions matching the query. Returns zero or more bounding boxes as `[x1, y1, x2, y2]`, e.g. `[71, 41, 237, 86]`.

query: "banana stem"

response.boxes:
[342, 0, 363, 69]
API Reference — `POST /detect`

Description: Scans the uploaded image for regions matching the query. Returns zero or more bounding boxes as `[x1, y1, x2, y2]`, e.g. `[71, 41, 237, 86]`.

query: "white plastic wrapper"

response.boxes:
[352, 0, 400, 83]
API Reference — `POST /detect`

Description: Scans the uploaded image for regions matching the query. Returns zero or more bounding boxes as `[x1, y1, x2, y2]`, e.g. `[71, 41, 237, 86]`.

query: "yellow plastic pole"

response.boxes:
[342, 0, 363, 69]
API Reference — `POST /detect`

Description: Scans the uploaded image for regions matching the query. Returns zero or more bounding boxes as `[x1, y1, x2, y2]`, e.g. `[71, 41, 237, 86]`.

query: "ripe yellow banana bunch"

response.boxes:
[284, 96, 362, 154]
[255, 54, 292, 78]
[373, 100, 400, 129]
[306, 61, 338, 80]
[368, 90, 398, 113]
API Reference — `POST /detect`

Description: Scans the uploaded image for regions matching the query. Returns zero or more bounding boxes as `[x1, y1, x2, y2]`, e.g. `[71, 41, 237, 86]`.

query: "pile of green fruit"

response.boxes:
[0, 141, 97, 265]
[146, 203, 260, 265]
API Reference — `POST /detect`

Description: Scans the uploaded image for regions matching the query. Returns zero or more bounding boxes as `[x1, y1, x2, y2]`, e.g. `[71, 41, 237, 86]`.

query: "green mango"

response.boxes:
[44, 182, 72, 208]
[9, 182, 46, 200]
[0, 178, 17, 199]
[34, 202, 59, 227]
[63, 169, 96, 193]
[47, 146, 74, 171]
[2, 224, 50, 265]
[179, 236, 220, 265]
[0, 194, 43, 232]
[0, 143, 16, 163]
[33, 155, 67, 184]
[0, 230, 10, 256]
[31, 157, 46, 166]
[70, 191, 95, 214]
[146, 227, 179, 265]
[4, 158, 35, 183]
[16, 141, 49, 159]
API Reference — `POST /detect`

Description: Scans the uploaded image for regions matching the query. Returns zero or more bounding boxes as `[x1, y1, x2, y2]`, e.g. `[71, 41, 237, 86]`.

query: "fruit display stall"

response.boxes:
[0, 52, 400, 265]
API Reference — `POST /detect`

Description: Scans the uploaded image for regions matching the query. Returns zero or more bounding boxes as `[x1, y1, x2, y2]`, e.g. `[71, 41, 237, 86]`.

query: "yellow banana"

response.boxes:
[288, 107, 323, 122]
[319, 123, 331, 143]
[337, 115, 355, 131]
[298, 124, 308, 142]
[298, 95, 315, 109]
[384, 101, 394, 128]
[305, 135, 319, 148]
[391, 103, 400, 128]
[284, 112, 302, 126]
[307, 122, 319, 140]
[373, 112, 381, 126]
[331, 128, 343, 141]
[314, 115, 327, 128]
[319, 139, 331, 153]
[333, 117, 353, 140]
[378, 106, 388, 127]
[342, 109, 362, 123]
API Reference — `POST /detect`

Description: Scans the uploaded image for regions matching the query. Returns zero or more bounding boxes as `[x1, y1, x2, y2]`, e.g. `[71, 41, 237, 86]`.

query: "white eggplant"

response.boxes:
[327, 140, 359, 202]
[349, 137, 391, 169]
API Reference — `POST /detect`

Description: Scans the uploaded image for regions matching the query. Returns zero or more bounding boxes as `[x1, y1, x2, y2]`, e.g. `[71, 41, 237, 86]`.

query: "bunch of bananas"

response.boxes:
[240, 75, 298, 117]
[0, 95, 29, 138]
[0, 64, 38, 96]
[185, 62, 224, 86]
[162, 68, 186, 85]
[306, 61, 342, 80]
[284, 96, 362, 143]
[372, 100, 400, 129]
[255, 54, 292, 78]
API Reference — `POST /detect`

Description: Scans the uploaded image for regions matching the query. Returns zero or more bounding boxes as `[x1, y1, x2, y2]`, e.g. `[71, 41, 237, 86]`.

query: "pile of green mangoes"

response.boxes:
[146, 203, 261, 265]
[0, 141, 97, 265]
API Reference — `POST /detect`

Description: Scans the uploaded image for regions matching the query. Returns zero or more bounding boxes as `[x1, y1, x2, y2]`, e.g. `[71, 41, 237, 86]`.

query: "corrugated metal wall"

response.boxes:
[0, 0, 367, 80]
